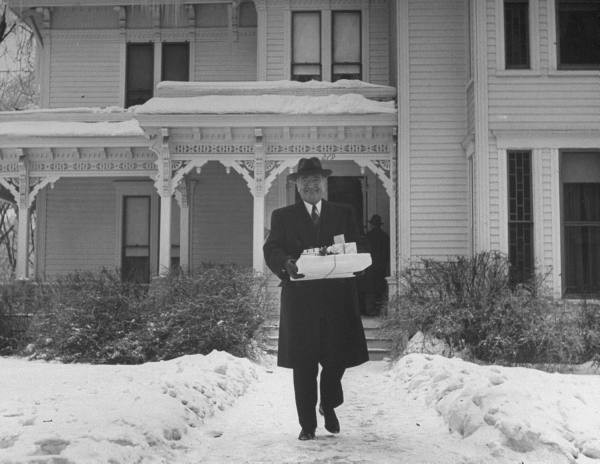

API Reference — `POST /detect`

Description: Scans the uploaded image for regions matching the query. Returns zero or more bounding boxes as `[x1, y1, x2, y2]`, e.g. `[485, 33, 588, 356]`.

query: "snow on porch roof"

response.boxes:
[0, 119, 144, 138]
[134, 93, 397, 115]
[155, 79, 397, 99]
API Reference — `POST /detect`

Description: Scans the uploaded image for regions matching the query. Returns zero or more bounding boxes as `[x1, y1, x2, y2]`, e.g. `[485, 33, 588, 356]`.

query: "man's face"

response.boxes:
[296, 174, 326, 205]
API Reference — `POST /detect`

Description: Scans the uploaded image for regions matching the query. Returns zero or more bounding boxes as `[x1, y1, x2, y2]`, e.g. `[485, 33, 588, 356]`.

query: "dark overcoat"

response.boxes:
[263, 200, 369, 369]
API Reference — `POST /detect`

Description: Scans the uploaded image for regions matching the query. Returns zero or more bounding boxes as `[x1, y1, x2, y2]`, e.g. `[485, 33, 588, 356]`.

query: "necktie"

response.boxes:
[311, 204, 320, 226]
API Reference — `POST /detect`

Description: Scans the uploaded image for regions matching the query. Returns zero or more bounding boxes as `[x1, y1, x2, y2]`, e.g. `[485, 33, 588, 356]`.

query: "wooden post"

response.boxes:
[159, 194, 172, 276]
[176, 181, 190, 273]
[152, 128, 172, 277]
[252, 129, 266, 273]
[16, 153, 30, 280]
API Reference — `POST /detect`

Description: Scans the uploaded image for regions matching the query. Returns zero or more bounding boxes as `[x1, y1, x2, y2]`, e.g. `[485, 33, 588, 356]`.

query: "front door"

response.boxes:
[327, 176, 367, 236]
[122, 195, 151, 283]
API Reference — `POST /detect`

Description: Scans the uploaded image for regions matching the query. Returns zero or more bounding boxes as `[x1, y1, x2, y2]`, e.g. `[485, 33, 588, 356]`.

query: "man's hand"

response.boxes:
[284, 258, 305, 279]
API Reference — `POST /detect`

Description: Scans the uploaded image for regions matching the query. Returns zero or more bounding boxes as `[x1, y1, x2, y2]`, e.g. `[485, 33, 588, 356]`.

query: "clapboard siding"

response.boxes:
[540, 149, 554, 272]
[43, 178, 117, 277]
[488, 139, 501, 250]
[195, 31, 257, 81]
[190, 162, 252, 268]
[49, 31, 121, 108]
[408, 0, 469, 259]
[52, 7, 117, 29]
[369, 1, 390, 85]
[539, 0, 550, 72]
[487, 0, 600, 130]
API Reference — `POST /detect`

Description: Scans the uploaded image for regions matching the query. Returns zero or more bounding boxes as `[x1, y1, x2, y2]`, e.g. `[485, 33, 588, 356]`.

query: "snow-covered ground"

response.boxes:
[0, 351, 257, 464]
[1, 352, 600, 464]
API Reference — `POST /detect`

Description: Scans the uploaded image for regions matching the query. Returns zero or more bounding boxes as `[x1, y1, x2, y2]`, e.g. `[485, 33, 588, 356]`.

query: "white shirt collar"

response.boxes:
[303, 200, 322, 216]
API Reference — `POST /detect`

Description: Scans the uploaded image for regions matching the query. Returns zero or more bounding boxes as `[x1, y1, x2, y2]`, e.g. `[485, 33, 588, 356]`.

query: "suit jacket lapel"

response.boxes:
[294, 201, 318, 248]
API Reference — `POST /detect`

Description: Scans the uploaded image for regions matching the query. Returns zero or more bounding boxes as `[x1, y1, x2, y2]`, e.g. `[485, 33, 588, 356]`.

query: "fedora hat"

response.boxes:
[289, 157, 332, 180]
[368, 214, 383, 226]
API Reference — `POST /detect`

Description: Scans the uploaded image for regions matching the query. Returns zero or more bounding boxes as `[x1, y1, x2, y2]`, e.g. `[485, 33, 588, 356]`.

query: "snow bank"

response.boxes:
[393, 354, 600, 463]
[0, 351, 257, 464]
[135, 93, 396, 115]
[0, 119, 144, 138]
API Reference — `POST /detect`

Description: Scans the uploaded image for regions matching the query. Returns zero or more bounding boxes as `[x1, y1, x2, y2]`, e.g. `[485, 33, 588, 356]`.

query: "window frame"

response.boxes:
[331, 10, 362, 81]
[496, 0, 539, 74]
[555, 0, 600, 70]
[291, 10, 322, 82]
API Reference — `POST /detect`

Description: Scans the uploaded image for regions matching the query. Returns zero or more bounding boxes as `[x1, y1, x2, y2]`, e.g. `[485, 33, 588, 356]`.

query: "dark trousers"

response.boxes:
[293, 364, 345, 432]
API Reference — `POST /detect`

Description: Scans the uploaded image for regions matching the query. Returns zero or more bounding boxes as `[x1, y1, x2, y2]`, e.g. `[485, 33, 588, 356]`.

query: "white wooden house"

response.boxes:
[1, 0, 599, 299]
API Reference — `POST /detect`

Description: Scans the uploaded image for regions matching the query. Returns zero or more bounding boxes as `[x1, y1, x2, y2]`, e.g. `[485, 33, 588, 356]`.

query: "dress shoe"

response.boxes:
[298, 429, 316, 440]
[319, 404, 340, 434]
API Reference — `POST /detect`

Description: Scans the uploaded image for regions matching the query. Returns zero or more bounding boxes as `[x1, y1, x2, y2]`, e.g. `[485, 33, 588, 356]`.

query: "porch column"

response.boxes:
[252, 129, 266, 273]
[387, 154, 398, 299]
[16, 153, 30, 280]
[175, 181, 190, 273]
[159, 194, 172, 276]
[152, 128, 173, 277]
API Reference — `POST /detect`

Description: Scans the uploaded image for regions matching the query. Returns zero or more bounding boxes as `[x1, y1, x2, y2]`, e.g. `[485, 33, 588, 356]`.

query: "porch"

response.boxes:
[0, 80, 398, 289]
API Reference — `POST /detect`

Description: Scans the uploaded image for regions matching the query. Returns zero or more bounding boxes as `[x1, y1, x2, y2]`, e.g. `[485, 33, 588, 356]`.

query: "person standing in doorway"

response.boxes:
[362, 214, 390, 316]
[263, 157, 369, 441]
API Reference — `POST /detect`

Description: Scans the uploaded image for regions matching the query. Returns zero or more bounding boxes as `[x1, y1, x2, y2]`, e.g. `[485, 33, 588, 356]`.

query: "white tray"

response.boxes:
[291, 253, 372, 281]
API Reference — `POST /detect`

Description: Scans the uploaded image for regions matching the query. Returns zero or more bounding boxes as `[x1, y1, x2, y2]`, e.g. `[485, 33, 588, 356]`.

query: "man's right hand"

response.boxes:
[284, 258, 305, 279]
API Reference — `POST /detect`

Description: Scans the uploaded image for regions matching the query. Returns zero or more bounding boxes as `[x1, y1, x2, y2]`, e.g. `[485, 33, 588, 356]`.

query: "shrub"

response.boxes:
[15, 265, 271, 363]
[0, 280, 53, 354]
[138, 264, 270, 361]
[25, 269, 146, 363]
[383, 252, 591, 365]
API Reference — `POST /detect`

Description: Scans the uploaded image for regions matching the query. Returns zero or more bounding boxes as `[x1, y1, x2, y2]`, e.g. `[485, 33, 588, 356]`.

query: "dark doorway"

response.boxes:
[328, 176, 366, 235]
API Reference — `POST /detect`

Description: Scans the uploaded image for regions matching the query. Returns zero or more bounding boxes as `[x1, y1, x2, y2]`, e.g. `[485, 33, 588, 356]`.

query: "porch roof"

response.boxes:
[134, 94, 396, 116]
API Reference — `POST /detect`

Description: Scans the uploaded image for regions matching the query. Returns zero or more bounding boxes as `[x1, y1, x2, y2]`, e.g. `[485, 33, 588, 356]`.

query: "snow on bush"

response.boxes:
[0, 350, 257, 464]
[393, 354, 600, 463]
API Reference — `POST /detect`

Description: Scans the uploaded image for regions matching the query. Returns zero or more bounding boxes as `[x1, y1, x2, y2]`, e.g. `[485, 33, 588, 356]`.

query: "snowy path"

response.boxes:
[187, 361, 488, 464]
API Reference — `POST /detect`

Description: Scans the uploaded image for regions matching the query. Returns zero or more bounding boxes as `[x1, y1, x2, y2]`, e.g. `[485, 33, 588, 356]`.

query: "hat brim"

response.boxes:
[289, 168, 332, 180]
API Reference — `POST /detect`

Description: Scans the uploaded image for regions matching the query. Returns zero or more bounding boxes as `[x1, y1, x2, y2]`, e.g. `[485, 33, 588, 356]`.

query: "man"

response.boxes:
[263, 157, 369, 441]
[362, 214, 390, 316]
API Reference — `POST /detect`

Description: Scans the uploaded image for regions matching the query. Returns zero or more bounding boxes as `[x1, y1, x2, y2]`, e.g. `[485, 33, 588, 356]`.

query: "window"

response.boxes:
[162, 42, 189, 82]
[504, 0, 530, 69]
[508, 150, 534, 284]
[125, 43, 154, 107]
[292, 11, 321, 81]
[557, 0, 600, 69]
[239, 1, 257, 27]
[562, 152, 600, 295]
[332, 11, 361, 80]
[122, 196, 151, 283]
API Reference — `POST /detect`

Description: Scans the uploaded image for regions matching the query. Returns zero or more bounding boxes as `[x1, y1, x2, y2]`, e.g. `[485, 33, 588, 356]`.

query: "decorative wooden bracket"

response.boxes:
[114, 6, 126, 33]
[150, 128, 171, 197]
[354, 158, 395, 198]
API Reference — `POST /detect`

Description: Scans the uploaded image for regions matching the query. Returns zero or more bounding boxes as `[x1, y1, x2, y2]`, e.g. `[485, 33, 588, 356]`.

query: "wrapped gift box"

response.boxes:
[291, 253, 372, 281]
